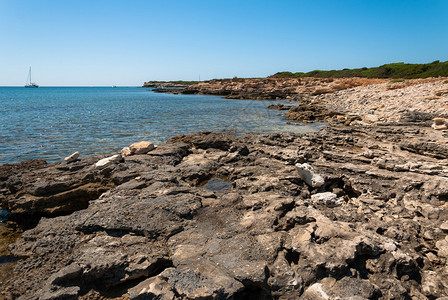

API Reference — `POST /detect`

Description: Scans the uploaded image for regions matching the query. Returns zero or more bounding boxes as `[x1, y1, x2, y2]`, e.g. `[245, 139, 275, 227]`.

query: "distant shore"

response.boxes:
[150, 76, 448, 124]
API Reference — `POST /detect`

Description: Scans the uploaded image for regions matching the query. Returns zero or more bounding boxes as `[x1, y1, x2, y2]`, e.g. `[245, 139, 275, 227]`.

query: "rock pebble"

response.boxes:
[95, 154, 121, 168]
[295, 163, 325, 187]
[129, 141, 155, 155]
[311, 192, 342, 207]
[64, 151, 79, 163]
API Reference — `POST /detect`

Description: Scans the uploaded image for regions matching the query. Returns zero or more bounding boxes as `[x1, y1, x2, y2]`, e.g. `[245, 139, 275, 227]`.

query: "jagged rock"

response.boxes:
[64, 151, 79, 163]
[301, 277, 378, 300]
[2, 125, 448, 299]
[295, 163, 325, 187]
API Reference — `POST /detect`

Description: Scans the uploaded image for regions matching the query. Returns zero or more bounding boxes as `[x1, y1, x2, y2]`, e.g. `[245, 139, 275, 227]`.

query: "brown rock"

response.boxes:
[129, 141, 155, 154]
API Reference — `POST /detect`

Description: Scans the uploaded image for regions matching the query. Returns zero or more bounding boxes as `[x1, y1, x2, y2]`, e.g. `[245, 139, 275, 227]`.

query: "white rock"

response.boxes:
[95, 154, 121, 168]
[295, 163, 325, 187]
[129, 141, 155, 155]
[301, 283, 329, 300]
[440, 221, 448, 231]
[362, 114, 379, 123]
[121, 147, 132, 157]
[435, 239, 448, 258]
[432, 123, 447, 130]
[311, 192, 342, 207]
[64, 151, 80, 163]
[383, 241, 397, 252]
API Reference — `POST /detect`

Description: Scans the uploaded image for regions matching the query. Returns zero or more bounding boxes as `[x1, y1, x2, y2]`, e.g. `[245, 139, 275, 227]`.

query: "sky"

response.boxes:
[0, 0, 447, 86]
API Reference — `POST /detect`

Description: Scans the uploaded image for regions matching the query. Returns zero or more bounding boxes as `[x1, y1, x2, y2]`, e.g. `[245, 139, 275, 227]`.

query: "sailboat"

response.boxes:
[25, 67, 39, 88]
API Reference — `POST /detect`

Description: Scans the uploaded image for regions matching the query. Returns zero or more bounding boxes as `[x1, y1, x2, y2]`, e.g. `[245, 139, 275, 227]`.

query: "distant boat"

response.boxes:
[25, 67, 39, 88]
[112, 85, 117, 88]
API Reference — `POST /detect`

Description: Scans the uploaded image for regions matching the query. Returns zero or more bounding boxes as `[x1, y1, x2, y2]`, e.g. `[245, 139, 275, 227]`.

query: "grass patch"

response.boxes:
[272, 60, 448, 79]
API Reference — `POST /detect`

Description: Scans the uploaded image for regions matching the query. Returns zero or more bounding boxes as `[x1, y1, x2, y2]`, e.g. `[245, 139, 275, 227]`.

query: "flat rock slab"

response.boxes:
[2, 126, 448, 299]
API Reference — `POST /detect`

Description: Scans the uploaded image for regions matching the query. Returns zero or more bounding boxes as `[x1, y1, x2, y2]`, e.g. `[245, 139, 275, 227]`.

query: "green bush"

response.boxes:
[271, 60, 448, 79]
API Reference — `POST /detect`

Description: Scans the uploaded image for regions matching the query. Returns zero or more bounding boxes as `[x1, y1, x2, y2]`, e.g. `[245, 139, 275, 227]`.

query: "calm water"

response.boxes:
[0, 87, 324, 164]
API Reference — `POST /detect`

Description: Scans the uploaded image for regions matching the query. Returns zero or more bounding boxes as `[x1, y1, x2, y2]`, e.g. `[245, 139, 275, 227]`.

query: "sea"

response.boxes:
[0, 87, 325, 165]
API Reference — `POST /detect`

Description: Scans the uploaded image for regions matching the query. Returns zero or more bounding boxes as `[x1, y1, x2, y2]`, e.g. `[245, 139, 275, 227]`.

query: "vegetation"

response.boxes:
[272, 60, 448, 79]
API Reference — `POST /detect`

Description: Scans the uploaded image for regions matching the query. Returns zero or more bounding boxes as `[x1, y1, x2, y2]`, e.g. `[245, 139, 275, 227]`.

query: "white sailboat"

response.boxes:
[25, 67, 39, 88]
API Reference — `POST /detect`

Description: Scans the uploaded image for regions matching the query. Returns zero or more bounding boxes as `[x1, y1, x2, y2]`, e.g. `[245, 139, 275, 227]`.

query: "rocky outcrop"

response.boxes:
[307, 78, 448, 123]
[1, 123, 448, 299]
[155, 77, 387, 100]
[142, 82, 193, 88]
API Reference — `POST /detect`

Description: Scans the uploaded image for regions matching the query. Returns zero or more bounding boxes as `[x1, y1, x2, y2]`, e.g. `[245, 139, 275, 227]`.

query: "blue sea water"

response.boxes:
[0, 87, 325, 165]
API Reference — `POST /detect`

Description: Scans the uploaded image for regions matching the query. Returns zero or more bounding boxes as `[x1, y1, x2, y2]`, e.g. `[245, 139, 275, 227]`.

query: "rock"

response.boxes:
[95, 154, 121, 168]
[436, 239, 448, 258]
[48, 264, 83, 285]
[432, 123, 447, 130]
[295, 163, 325, 187]
[64, 151, 80, 163]
[128, 275, 175, 300]
[433, 117, 447, 125]
[4, 125, 448, 299]
[311, 192, 342, 207]
[441, 221, 448, 231]
[39, 286, 80, 300]
[400, 111, 436, 122]
[362, 114, 379, 123]
[421, 270, 446, 298]
[301, 277, 378, 300]
[121, 146, 132, 157]
[267, 103, 291, 110]
[129, 141, 155, 154]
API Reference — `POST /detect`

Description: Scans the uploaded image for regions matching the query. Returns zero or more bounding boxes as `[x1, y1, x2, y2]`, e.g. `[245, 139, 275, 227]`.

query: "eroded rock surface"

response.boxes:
[1, 126, 448, 299]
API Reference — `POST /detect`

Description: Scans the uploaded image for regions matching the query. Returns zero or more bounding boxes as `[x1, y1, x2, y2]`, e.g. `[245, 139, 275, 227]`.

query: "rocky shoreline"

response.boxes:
[1, 78, 448, 299]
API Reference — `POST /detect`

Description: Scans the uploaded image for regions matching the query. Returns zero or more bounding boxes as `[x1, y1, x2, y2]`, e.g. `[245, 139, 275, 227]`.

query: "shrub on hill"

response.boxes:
[272, 60, 448, 79]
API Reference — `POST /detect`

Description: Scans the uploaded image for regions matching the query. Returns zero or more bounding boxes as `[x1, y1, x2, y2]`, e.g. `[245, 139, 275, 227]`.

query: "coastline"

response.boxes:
[1, 79, 448, 298]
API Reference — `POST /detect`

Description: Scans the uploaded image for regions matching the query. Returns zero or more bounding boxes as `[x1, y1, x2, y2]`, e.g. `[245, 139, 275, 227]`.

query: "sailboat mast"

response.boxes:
[29, 67, 32, 83]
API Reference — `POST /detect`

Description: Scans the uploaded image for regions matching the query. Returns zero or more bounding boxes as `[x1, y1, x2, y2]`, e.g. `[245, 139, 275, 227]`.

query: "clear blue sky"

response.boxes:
[1, 0, 447, 86]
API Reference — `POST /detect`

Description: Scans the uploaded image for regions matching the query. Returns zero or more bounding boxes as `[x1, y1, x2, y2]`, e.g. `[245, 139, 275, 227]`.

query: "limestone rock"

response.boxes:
[362, 114, 379, 123]
[436, 239, 448, 258]
[121, 146, 132, 157]
[95, 154, 121, 168]
[128, 275, 175, 300]
[129, 141, 155, 155]
[3, 127, 448, 299]
[311, 192, 342, 207]
[432, 123, 447, 130]
[64, 151, 79, 163]
[295, 163, 325, 187]
[441, 221, 448, 231]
